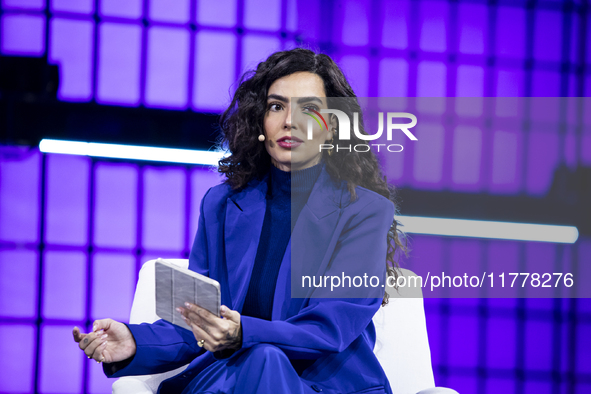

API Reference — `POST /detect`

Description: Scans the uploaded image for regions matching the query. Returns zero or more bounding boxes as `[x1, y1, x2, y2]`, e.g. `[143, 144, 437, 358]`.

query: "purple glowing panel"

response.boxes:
[145, 27, 190, 109]
[532, 70, 561, 97]
[242, 34, 281, 72]
[560, 319, 570, 373]
[0, 148, 40, 243]
[94, 163, 137, 249]
[569, 14, 580, 66]
[405, 235, 444, 289]
[149, 0, 190, 24]
[286, 0, 297, 32]
[244, 0, 280, 31]
[456, 65, 483, 97]
[49, 18, 94, 102]
[583, 132, 591, 166]
[451, 126, 482, 190]
[526, 131, 558, 196]
[531, 98, 560, 127]
[294, 0, 320, 41]
[496, 7, 526, 59]
[417, 61, 446, 97]
[43, 251, 86, 320]
[490, 130, 522, 194]
[577, 322, 591, 374]
[487, 241, 519, 301]
[339, 55, 368, 97]
[449, 239, 480, 305]
[379, 131, 406, 183]
[97, 22, 142, 106]
[485, 379, 515, 394]
[193, 31, 236, 112]
[143, 167, 184, 251]
[190, 168, 223, 250]
[51, 0, 93, 14]
[486, 316, 517, 369]
[100, 0, 142, 19]
[340, 0, 368, 46]
[379, 59, 408, 98]
[457, 3, 486, 55]
[46, 154, 89, 246]
[39, 325, 83, 393]
[533, 10, 562, 63]
[0, 13, 45, 56]
[381, 0, 408, 49]
[419, 1, 447, 53]
[413, 123, 444, 187]
[142, 251, 184, 265]
[0, 250, 38, 318]
[557, 247, 573, 299]
[196, 0, 236, 27]
[495, 69, 524, 97]
[523, 382, 552, 394]
[446, 376, 477, 394]
[577, 240, 591, 301]
[587, 14, 591, 67]
[448, 315, 478, 368]
[92, 253, 135, 322]
[524, 320, 552, 371]
[0, 325, 35, 392]
[2, 0, 44, 10]
[89, 357, 114, 394]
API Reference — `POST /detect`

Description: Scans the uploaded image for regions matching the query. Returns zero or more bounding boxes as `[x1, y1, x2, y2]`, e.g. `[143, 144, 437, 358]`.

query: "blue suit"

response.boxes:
[106, 165, 395, 394]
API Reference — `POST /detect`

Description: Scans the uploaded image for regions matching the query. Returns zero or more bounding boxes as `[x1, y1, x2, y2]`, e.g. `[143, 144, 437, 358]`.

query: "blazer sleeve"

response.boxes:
[103, 189, 214, 378]
[240, 196, 394, 360]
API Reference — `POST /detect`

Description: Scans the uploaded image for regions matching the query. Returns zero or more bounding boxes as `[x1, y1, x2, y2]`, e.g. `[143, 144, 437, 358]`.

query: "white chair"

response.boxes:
[112, 259, 457, 394]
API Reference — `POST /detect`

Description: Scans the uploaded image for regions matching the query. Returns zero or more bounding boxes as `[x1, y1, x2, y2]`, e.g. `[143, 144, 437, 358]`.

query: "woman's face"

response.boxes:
[263, 71, 333, 172]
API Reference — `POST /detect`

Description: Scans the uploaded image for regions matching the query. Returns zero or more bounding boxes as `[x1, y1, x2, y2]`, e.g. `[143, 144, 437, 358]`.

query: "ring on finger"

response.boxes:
[197, 339, 205, 347]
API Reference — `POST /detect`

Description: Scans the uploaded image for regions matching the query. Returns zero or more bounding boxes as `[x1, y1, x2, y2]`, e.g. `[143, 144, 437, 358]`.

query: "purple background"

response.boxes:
[1, 0, 590, 393]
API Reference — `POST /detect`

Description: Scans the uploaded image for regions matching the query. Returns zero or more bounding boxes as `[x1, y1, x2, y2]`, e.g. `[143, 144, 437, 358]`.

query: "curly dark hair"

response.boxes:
[217, 48, 408, 306]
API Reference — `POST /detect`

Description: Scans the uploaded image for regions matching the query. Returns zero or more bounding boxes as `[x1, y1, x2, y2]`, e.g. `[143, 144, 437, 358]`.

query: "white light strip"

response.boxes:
[398, 215, 579, 244]
[38, 139, 579, 244]
[39, 139, 226, 166]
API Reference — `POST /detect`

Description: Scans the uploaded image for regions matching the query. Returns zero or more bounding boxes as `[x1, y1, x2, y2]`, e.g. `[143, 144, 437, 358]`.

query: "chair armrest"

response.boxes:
[129, 259, 189, 324]
[373, 269, 436, 394]
[112, 259, 190, 394]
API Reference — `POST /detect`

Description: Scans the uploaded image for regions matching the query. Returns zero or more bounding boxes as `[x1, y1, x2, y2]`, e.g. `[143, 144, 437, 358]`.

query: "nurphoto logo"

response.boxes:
[305, 109, 418, 153]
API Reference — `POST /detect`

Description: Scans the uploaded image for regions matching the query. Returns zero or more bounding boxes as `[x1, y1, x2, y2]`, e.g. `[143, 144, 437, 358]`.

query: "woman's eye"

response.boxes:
[303, 105, 319, 112]
[268, 103, 283, 111]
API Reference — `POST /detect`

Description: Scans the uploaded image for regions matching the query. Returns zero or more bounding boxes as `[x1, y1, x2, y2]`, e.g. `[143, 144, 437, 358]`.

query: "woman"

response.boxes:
[73, 48, 405, 394]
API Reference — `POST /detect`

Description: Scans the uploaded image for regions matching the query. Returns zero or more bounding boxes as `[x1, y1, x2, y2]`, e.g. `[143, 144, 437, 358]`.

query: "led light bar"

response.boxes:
[39, 139, 579, 244]
[39, 139, 226, 166]
[397, 215, 579, 244]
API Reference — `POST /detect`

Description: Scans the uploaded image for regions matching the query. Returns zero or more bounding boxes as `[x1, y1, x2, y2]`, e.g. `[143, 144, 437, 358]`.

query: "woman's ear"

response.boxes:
[328, 114, 338, 139]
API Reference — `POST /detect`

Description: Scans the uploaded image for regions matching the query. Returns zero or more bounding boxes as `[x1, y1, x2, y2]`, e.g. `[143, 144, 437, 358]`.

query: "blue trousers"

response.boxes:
[181, 344, 318, 394]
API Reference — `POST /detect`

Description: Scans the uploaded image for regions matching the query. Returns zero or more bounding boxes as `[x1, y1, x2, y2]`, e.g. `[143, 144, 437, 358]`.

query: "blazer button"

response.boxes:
[311, 385, 322, 392]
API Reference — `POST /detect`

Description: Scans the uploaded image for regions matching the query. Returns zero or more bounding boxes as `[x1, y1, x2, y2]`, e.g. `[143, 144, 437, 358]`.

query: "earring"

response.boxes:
[258, 134, 265, 142]
[328, 131, 335, 156]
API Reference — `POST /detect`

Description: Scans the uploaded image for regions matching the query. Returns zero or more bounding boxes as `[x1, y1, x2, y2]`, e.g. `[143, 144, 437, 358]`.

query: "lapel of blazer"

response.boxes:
[273, 165, 346, 320]
[223, 174, 269, 311]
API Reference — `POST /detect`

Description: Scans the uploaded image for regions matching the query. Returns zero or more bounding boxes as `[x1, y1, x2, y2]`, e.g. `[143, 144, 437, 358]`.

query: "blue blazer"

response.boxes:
[106, 165, 395, 394]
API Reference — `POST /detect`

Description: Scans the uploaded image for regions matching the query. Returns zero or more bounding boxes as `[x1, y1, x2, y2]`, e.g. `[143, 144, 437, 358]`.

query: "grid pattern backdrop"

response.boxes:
[1, 0, 591, 393]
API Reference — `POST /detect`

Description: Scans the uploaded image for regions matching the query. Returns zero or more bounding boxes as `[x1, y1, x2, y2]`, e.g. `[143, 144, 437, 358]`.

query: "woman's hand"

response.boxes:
[178, 303, 242, 353]
[72, 319, 137, 363]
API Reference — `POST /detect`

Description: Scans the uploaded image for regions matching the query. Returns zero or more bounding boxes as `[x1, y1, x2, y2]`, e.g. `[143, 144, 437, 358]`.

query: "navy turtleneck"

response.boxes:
[241, 161, 323, 321]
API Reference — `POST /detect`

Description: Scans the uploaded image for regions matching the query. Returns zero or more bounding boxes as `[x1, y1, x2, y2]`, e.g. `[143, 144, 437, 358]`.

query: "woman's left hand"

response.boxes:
[177, 303, 242, 353]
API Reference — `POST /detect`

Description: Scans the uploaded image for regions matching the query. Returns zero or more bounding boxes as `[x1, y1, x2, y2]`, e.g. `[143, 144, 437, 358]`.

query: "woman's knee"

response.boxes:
[246, 343, 289, 363]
